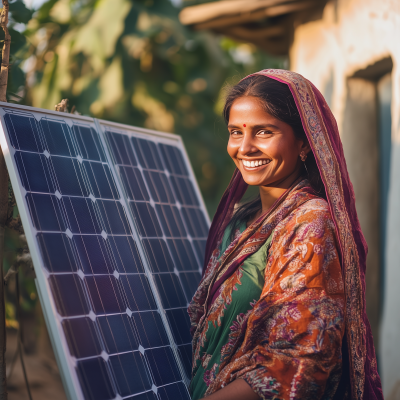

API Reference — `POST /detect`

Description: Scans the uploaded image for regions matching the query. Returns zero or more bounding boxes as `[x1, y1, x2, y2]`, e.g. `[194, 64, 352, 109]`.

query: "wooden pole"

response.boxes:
[0, 0, 10, 103]
[0, 151, 8, 400]
[0, 1, 10, 397]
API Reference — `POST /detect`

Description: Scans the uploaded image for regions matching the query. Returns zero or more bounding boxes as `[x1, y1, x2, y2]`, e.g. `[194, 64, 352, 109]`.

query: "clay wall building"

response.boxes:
[180, 1, 400, 397]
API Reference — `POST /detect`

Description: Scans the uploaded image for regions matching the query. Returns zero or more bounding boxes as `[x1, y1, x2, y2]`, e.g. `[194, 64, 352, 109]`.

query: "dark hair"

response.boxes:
[224, 75, 325, 238]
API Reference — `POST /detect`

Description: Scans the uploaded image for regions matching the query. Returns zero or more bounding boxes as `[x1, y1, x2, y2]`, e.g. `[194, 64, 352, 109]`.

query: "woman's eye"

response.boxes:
[230, 130, 241, 135]
[258, 130, 272, 136]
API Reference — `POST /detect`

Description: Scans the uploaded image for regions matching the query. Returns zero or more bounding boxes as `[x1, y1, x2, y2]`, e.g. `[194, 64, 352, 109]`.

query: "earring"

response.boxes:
[300, 151, 309, 176]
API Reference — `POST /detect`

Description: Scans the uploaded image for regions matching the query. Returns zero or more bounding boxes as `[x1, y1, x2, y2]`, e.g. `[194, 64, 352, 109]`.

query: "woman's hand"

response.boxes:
[200, 379, 260, 400]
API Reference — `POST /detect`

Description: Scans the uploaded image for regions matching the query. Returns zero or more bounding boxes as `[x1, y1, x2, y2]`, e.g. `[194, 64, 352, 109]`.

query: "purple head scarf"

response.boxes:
[202, 70, 383, 400]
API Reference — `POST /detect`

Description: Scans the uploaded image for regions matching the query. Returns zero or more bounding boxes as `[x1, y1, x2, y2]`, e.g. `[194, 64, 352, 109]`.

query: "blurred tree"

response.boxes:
[0, 0, 33, 101]
[22, 0, 285, 215]
[0, 0, 35, 338]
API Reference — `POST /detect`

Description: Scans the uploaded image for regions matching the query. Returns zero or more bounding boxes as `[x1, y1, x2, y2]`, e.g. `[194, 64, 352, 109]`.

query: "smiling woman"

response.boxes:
[188, 70, 383, 400]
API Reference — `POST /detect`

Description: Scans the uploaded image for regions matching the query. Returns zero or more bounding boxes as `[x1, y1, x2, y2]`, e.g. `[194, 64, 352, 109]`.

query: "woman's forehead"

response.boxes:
[229, 97, 281, 126]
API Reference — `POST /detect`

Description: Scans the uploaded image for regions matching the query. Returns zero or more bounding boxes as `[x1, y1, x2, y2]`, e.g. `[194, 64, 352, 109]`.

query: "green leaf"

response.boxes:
[9, 0, 33, 24]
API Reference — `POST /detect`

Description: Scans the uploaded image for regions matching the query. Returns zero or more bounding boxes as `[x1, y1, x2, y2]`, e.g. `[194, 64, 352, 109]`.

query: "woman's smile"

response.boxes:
[240, 158, 271, 169]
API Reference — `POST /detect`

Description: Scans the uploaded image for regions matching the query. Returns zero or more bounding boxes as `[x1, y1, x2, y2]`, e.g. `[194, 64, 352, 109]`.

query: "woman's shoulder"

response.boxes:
[292, 196, 333, 223]
[297, 196, 330, 214]
[275, 196, 335, 240]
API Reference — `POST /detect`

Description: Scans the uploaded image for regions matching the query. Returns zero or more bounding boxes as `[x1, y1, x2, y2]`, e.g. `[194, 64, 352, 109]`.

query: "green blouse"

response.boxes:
[190, 223, 273, 400]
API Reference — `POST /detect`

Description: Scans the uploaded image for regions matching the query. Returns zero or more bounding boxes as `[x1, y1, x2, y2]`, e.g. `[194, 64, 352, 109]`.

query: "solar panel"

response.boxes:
[0, 104, 210, 400]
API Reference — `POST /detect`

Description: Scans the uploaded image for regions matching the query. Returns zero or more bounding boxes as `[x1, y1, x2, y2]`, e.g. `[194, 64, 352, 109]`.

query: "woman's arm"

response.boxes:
[201, 379, 259, 400]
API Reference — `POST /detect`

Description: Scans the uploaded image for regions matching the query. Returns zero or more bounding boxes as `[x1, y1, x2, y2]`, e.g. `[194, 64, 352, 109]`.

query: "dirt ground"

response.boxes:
[5, 323, 67, 399]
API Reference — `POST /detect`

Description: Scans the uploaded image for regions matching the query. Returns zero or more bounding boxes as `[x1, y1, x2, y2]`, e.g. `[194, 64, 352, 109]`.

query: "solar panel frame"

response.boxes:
[0, 102, 210, 400]
[97, 119, 209, 382]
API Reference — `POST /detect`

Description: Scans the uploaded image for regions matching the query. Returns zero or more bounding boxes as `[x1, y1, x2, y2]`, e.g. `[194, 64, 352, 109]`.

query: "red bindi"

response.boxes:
[243, 124, 246, 127]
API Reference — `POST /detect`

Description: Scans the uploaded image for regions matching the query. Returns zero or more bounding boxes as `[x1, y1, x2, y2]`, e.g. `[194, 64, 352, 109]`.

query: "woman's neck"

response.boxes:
[259, 169, 301, 214]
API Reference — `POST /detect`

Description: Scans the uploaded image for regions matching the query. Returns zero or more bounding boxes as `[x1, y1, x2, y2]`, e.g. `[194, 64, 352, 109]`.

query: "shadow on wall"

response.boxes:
[341, 57, 393, 362]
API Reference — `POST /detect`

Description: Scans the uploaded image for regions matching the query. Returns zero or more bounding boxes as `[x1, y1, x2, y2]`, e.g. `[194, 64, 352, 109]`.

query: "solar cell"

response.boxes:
[0, 105, 209, 399]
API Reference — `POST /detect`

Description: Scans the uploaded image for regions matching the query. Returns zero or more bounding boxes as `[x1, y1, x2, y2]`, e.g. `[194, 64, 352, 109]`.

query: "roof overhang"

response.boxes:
[179, 0, 327, 55]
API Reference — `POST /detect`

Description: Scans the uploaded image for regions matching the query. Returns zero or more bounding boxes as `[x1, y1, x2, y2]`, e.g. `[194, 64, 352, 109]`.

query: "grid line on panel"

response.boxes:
[96, 120, 191, 391]
[1, 108, 191, 400]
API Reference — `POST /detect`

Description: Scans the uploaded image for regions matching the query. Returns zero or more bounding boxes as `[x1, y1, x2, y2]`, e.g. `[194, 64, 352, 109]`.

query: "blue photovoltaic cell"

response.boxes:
[145, 347, 181, 386]
[98, 314, 138, 353]
[85, 275, 125, 315]
[83, 161, 119, 199]
[73, 235, 113, 274]
[193, 239, 207, 266]
[41, 118, 76, 157]
[77, 358, 115, 400]
[177, 345, 192, 382]
[26, 193, 65, 231]
[109, 351, 152, 396]
[120, 274, 157, 312]
[153, 273, 187, 309]
[62, 318, 102, 359]
[167, 239, 198, 272]
[38, 233, 76, 273]
[181, 207, 209, 238]
[108, 236, 144, 274]
[4, 112, 43, 152]
[179, 272, 202, 303]
[73, 124, 106, 162]
[119, 166, 150, 201]
[52, 157, 88, 196]
[131, 311, 169, 348]
[170, 176, 199, 206]
[143, 239, 175, 273]
[156, 204, 187, 238]
[15, 152, 54, 193]
[166, 309, 192, 346]
[49, 274, 90, 317]
[105, 131, 137, 166]
[1, 108, 208, 400]
[131, 137, 164, 171]
[158, 143, 189, 177]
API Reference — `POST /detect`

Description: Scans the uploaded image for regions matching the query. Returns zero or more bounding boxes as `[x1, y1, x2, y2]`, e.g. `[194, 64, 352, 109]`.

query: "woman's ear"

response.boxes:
[300, 140, 312, 156]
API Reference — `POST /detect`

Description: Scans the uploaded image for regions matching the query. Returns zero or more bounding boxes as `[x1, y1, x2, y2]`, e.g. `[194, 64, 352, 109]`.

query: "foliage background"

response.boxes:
[3, 0, 285, 329]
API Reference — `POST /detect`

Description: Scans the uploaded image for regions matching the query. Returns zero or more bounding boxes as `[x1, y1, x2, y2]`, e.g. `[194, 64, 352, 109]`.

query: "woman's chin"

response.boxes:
[241, 175, 271, 187]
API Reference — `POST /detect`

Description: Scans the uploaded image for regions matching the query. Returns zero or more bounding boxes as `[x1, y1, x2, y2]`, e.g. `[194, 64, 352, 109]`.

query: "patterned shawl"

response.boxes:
[192, 70, 383, 400]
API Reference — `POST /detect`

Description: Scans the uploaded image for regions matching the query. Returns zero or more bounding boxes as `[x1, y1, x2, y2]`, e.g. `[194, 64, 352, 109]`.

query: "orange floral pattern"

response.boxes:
[189, 182, 346, 399]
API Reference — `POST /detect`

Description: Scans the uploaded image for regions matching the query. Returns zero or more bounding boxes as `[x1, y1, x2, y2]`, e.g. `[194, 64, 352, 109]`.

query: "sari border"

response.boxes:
[247, 69, 366, 400]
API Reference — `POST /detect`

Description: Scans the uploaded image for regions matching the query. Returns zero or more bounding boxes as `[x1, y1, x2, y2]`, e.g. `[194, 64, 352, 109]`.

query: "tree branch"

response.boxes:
[0, 0, 10, 103]
[0, 1, 10, 396]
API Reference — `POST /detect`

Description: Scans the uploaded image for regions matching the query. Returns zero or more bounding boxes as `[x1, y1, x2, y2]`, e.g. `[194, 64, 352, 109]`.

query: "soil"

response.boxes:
[5, 320, 67, 399]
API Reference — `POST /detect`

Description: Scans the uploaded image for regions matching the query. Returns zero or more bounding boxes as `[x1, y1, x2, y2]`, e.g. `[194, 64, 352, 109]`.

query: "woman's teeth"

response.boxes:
[242, 159, 270, 167]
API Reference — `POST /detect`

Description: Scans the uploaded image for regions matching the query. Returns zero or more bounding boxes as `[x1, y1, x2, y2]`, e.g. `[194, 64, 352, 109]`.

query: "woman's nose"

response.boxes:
[239, 133, 257, 155]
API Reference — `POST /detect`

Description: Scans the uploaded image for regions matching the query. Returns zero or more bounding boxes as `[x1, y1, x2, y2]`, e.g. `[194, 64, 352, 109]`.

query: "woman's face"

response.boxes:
[227, 96, 307, 188]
